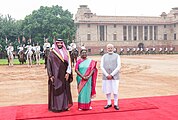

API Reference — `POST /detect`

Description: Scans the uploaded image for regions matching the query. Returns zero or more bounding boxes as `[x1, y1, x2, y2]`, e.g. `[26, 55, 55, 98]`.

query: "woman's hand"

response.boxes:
[83, 76, 89, 80]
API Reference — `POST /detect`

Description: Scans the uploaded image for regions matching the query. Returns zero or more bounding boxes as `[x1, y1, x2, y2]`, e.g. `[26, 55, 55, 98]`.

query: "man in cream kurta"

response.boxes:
[100, 44, 121, 110]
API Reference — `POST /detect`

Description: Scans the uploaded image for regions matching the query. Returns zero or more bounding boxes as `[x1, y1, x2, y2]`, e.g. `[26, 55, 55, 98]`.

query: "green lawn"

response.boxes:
[0, 59, 45, 65]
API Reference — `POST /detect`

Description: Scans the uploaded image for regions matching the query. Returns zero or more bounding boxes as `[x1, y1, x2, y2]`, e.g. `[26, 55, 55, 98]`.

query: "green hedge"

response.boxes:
[0, 59, 45, 65]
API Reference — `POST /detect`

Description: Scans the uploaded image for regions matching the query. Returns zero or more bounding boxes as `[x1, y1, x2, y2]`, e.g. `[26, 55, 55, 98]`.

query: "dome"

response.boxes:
[160, 12, 167, 16]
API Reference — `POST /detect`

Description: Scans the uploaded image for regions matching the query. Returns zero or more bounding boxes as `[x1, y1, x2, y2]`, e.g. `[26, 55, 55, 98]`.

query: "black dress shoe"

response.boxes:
[114, 105, 120, 110]
[104, 104, 112, 109]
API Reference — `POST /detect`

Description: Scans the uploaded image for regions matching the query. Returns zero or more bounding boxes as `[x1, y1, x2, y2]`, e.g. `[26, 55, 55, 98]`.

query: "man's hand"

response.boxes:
[50, 76, 54, 82]
[91, 94, 96, 99]
[65, 73, 69, 81]
[107, 75, 113, 80]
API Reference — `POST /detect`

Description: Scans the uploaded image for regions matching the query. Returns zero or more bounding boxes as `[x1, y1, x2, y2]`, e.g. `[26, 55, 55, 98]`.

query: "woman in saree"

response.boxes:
[75, 49, 98, 110]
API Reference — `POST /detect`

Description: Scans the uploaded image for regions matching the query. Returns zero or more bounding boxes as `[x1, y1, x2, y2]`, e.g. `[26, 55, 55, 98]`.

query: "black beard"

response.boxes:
[58, 46, 63, 49]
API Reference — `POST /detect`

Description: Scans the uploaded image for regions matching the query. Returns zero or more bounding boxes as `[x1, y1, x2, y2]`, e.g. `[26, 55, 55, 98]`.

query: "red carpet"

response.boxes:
[0, 95, 178, 120]
[0, 107, 16, 120]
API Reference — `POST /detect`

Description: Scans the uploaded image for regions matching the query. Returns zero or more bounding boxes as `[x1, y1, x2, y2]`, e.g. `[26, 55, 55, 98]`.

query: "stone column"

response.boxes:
[153, 26, 154, 40]
[143, 26, 145, 40]
[137, 26, 139, 41]
[127, 25, 129, 40]
[148, 25, 150, 40]
[131, 26, 133, 40]
[105, 25, 107, 41]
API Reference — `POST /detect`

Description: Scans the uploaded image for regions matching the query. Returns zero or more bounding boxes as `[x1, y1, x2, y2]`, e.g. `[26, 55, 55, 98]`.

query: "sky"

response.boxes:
[0, 0, 178, 20]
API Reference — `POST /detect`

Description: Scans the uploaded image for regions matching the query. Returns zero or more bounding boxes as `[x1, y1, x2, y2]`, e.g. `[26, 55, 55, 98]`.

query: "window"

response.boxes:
[123, 36, 127, 41]
[144, 36, 148, 40]
[164, 25, 166, 28]
[87, 24, 90, 28]
[164, 34, 167, 40]
[149, 26, 153, 40]
[174, 33, 176, 40]
[154, 26, 158, 40]
[100, 25, 105, 41]
[88, 48, 91, 52]
[87, 33, 91, 40]
[128, 26, 131, 40]
[133, 26, 137, 40]
[123, 26, 127, 41]
[114, 24, 116, 28]
[174, 24, 176, 27]
[138, 26, 143, 40]
[113, 33, 117, 40]
[144, 26, 148, 40]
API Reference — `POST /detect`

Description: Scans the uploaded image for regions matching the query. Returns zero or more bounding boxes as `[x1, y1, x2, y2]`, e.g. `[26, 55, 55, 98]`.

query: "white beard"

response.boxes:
[108, 51, 113, 54]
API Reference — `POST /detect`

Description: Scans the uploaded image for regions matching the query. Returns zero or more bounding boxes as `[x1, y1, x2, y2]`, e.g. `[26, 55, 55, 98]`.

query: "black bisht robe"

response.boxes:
[47, 50, 73, 112]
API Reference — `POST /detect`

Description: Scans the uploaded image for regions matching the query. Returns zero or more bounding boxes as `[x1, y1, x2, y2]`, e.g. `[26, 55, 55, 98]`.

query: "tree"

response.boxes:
[0, 5, 76, 56]
[0, 14, 22, 52]
[22, 5, 76, 46]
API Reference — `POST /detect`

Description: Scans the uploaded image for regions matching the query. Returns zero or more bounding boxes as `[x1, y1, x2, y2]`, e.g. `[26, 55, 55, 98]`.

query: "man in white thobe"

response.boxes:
[17, 44, 24, 54]
[43, 39, 51, 52]
[6, 43, 14, 66]
[35, 43, 41, 65]
[100, 44, 121, 110]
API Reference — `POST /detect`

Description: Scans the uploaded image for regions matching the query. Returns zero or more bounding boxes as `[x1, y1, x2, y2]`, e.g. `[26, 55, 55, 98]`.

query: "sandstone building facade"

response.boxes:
[74, 5, 178, 54]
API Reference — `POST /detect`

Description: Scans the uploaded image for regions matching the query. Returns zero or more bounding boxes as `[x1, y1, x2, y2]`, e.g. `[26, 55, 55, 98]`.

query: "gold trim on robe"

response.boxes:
[52, 49, 64, 62]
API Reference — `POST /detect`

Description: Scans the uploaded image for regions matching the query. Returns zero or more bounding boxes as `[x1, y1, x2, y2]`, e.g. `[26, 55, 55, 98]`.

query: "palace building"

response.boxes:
[74, 5, 178, 54]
